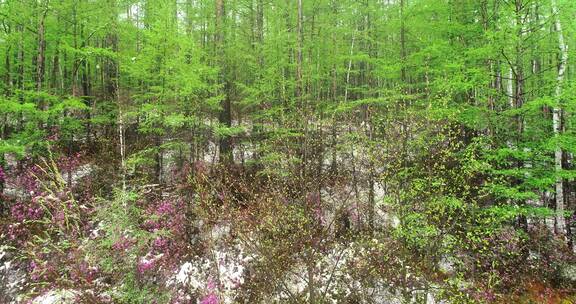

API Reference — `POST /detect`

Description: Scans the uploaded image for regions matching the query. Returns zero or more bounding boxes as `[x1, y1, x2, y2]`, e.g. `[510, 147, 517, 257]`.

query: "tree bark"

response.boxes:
[296, 0, 303, 105]
[552, 0, 568, 235]
[400, 0, 406, 84]
[36, 7, 47, 94]
[216, 0, 233, 163]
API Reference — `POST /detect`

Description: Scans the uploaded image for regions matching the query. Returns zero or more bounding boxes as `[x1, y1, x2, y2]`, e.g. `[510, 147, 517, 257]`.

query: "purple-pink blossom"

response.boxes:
[112, 236, 134, 251]
[0, 166, 5, 183]
[153, 237, 169, 252]
[200, 293, 218, 304]
[137, 259, 155, 274]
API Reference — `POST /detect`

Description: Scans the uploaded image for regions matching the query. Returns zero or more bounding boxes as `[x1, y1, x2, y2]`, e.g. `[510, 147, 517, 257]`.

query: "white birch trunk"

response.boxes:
[119, 108, 126, 191]
[508, 67, 514, 108]
[117, 59, 126, 191]
[344, 31, 356, 103]
[552, 0, 568, 235]
[506, 67, 514, 151]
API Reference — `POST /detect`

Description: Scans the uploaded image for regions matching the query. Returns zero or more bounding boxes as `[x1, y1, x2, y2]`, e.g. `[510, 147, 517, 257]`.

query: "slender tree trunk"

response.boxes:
[367, 109, 375, 230]
[257, 0, 264, 67]
[4, 44, 10, 95]
[155, 135, 162, 184]
[16, 26, 24, 92]
[296, 0, 303, 106]
[1, 36, 8, 163]
[399, 0, 409, 193]
[36, 7, 47, 94]
[513, 0, 529, 232]
[552, 0, 567, 235]
[106, 0, 125, 189]
[16, 24, 24, 178]
[296, 0, 310, 189]
[344, 32, 355, 104]
[329, 2, 338, 175]
[119, 107, 126, 190]
[216, 0, 233, 163]
[306, 249, 315, 304]
[251, 0, 264, 162]
[51, 43, 60, 92]
[400, 0, 406, 84]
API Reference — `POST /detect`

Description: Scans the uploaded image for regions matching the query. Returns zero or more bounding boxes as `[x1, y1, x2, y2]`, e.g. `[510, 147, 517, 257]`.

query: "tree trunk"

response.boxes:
[514, 0, 528, 232]
[344, 32, 355, 103]
[296, 0, 303, 105]
[216, 0, 233, 163]
[552, 0, 568, 235]
[400, 0, 406, 84]
[4, 44, 10, 95]
[36, 7, 47, 94]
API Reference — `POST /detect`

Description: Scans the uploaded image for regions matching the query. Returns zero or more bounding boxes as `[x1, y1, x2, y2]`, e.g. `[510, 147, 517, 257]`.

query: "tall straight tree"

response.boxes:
[216, 0, 233, 162]
[552, 0, 568, 235]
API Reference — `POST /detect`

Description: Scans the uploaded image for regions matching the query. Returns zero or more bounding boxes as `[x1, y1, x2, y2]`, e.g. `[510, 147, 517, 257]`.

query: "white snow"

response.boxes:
[31, 290, 78, 304]
[167, 243, 254, 304]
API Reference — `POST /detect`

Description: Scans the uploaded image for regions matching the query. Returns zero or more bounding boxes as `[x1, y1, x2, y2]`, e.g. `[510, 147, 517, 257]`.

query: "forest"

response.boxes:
[1, 0, 576, 303]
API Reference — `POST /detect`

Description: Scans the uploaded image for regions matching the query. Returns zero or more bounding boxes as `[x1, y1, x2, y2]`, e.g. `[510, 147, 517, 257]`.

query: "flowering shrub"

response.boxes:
[0, 154, 94, 303]
[0, 166, 6, 185]
[112, 235, 135, 252]
[6, 199, 44, 243]
[200, 293, 218, 304]
[28, 259, 57, 282]
[12, 161, 42, 195]
[1, 143, 575, 304]
[57, 152, 83, 179]
[137, 259, 157, 274]
[69, 260, 99, 285]
[10, 200, 43, 222]
[142, 198, 187, 260]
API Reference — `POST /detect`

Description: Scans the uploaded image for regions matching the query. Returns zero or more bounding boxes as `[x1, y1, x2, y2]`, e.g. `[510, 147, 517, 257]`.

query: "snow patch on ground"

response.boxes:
[68, 164, 94, 186]
[0, 245, 27, 304]
[31, 289, 78, 304]
[168, 243, 254, 304]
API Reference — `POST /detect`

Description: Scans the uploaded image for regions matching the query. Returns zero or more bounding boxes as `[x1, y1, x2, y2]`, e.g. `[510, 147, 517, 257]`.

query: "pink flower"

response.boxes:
[112, 236, 133, 251]
[156, 200, 175, 215]
[207, 279, 217, 290]
[200, 293, 218, 304]
[0, 166, 5, 183]
[7, 224, 26, 241]
[11, 201, 43, 222]
[153, 237, 169, 252]
[137, 259, 155, 274]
